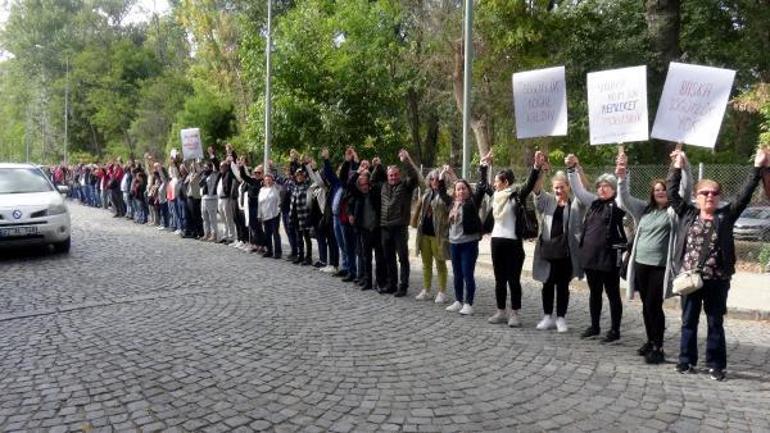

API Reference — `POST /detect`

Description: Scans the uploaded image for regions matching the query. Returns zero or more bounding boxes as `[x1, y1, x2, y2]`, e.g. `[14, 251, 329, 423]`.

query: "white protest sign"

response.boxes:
[512, 66, 568, 139]
[587, 65, 649, 145]
[651, 62, 735, 148]
[180, 128, 203, 160]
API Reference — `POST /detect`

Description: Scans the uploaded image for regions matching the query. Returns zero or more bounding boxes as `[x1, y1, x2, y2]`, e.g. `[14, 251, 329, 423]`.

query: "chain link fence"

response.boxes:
[418, 163, 770, 273]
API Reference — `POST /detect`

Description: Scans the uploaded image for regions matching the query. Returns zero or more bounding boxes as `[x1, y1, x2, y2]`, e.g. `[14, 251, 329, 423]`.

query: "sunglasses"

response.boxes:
[697, 190, 720, 197]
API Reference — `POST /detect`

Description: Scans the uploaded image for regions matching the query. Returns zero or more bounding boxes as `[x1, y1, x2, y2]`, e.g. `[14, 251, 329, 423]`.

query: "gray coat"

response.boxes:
[615, 167, 692, 300]
[532, 191, 586, 283]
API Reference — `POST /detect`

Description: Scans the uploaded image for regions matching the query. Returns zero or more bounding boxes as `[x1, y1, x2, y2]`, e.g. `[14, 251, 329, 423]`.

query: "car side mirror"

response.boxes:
[57, 185, 69, 195]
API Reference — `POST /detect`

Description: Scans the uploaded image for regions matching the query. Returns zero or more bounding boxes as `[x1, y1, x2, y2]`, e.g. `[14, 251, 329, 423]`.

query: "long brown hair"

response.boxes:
[647, 178, 667, 208]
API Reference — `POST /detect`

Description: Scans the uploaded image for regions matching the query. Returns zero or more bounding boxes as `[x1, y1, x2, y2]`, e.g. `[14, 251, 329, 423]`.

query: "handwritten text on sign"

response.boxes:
[587, 66, 649, 145]
[512, 66, 568, 139]
[651, 62, 735, 148]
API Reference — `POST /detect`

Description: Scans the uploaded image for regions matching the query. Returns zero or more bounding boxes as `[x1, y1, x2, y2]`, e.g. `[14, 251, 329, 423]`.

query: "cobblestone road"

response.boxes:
[1, 204, 769, 433]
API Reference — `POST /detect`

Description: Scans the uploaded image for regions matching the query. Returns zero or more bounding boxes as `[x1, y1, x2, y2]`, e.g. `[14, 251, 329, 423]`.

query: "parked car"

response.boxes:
[0, 163, 71, 253]
[733, 206, 770, 242]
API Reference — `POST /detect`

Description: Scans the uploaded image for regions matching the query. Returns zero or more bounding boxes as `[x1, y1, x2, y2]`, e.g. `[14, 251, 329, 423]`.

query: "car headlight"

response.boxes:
[48, 203, 68, 215]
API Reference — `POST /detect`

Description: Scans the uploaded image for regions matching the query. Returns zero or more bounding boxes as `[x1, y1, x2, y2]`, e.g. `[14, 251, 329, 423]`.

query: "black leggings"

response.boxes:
[585, 268, 622, 333]
[491, 238, 525, 310]
[542, 258, 571, 317]
[634, 262, 666, 347]
[297, 229, 312, 260]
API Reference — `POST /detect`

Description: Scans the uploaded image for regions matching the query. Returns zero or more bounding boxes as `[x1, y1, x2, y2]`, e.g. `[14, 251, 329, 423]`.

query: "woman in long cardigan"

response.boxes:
[615, 149, 692, 364]
[412, 167, 453, 304]
[531, 168, 585, 333]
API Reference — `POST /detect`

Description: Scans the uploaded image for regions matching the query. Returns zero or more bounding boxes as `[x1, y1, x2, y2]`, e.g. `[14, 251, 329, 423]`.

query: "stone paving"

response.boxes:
[1, 203, 769, 433]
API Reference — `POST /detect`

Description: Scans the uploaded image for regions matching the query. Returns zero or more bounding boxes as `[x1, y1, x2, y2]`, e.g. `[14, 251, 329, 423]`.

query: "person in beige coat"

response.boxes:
[412, 166, 453, 303]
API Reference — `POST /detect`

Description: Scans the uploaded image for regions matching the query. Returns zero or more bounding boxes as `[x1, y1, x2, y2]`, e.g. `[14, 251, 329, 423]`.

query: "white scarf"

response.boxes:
[492, 187, 514, 220]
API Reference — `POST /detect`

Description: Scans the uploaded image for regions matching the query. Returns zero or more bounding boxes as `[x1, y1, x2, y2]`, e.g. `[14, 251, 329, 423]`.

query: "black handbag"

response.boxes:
[514, 193, 539, 240]
[539, 233, 569, 260]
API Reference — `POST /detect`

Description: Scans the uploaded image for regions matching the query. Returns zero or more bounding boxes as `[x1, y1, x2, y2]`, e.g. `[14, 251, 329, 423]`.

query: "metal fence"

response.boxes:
[419, 163, 770, 272]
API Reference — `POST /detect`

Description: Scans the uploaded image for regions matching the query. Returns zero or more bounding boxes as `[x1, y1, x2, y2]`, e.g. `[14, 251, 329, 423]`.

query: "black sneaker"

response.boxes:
[644, 347, 665, 365]
[292, 257, 303, 264]
[394, 290, 407, 298]
[341, 275, 356, 282]
[637, 341, 653, 356]
[313, 261, 326, 268]
[676, 363, 695, 374]
[286, 255, 298, 262]
[580, 327, 600, 339]
[262, 251, 273, 258]
[301, 258, 312, 266]
[709, 368, 726, 381]
[333, 270, 348, 278]
[600, 330, 620, 344]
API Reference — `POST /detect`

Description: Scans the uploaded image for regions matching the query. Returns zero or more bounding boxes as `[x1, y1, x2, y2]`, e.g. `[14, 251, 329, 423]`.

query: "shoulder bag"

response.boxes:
[672, 224, 715, 296]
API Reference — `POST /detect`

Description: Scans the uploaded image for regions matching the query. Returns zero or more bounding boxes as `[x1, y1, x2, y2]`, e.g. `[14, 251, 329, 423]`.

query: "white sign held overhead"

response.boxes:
[512, 66, 568, 139]
[651, 62, 735, 148]
[587, 65, 649, 145]
[180, 128, 203, 160]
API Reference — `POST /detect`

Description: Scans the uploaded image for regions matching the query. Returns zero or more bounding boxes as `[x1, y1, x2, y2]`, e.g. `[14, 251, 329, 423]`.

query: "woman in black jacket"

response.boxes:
[566, 154, 627, 343]
[669, 148, 767, 381]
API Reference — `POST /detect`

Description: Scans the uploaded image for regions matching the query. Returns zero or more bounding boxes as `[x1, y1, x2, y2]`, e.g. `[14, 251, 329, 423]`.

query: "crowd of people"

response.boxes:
[51, 144, 770, 382]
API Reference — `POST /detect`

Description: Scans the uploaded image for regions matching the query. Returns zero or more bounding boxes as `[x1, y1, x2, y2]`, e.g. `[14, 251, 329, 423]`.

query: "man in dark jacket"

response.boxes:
[348, 162, 386, 291]
[380, 149, 420, 296]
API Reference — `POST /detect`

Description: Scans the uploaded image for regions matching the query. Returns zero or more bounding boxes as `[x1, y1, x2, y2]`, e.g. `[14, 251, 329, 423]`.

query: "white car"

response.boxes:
[0, 163, 71, 253]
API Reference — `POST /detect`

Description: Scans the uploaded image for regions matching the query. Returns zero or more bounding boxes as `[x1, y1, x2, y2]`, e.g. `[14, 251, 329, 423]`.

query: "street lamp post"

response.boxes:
[64, 55, 69, 166]
[264, 0, 273, 170]
[461, 0, 473, 178]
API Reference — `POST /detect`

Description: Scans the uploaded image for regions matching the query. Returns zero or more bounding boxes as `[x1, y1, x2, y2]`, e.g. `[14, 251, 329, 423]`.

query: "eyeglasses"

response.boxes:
[697, 190, 720, 197]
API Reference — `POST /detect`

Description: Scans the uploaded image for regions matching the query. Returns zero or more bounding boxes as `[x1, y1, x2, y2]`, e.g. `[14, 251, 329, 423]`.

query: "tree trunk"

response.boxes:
[406, 87, 423, 165]
[452, 39, 491, 159]
[422, 111, 440, 168]
[645, 0, 681, 159]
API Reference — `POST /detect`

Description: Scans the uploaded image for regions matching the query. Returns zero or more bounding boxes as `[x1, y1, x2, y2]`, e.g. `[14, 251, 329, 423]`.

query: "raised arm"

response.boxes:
[666, 150, 693, 217]
[614, 151, 646, 221]
[398, 149, 421, 192]
[728, 149, 768, 221]
[565, 154, 596, 206]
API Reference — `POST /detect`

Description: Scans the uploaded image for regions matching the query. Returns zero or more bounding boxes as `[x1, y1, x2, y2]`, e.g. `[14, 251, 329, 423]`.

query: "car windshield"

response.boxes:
[0, 168, 54, 194]
[740, 208, 770, 219]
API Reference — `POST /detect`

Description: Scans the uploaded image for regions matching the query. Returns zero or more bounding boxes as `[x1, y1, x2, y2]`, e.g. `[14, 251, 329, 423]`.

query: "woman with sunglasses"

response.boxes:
[668, 148, 768, 381]
[615, 148, 692, 364]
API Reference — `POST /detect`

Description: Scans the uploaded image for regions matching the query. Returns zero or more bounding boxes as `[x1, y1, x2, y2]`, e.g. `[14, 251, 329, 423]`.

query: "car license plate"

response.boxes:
[0, 226, 39, 238]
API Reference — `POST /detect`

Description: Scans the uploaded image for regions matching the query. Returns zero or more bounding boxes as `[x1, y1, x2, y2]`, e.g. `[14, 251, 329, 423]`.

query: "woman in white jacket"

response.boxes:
[258, 172, 283, 258]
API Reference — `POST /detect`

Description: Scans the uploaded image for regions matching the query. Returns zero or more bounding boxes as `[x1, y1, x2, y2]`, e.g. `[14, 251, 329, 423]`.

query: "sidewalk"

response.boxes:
[404, 228, 770, 321]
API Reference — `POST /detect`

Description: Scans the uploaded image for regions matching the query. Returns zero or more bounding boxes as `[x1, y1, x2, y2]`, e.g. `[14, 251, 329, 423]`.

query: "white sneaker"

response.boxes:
[555, 317, 568, 333]
[415, 290, 431, 301]
[174, 229, 183, 235]
[232, 241, 243, 248]
[325, 266, 338, 273]
[434, 292, 449, 304]
[445, 301, 462, 312]
[508, 310, 521, 328]
[459, 303, 474, 315]
[536, 315, 556, 330]
[488, 309, 508, 324]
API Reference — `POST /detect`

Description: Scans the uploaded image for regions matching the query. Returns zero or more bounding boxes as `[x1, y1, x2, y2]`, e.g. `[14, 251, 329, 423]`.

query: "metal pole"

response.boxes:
[64, 55, 69, 166]
[263, 0, 273, 171]
[698, 162, 704, 181]
[461, 0, 473, 179]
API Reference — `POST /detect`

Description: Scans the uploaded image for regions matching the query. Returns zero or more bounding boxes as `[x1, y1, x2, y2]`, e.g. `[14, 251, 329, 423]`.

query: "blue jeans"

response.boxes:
[679, 279, 730, 369]
[175, 198, 188, 232]
[333, 217, 348, 271]
[450, 241, 479, 305]
[342, 223, 357, 276]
